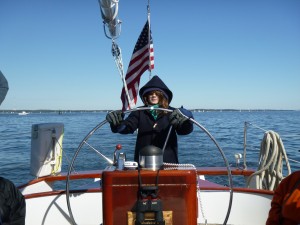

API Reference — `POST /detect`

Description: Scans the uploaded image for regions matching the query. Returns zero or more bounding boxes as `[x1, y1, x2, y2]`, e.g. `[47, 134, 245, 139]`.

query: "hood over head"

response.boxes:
[139, 75, 173, 104]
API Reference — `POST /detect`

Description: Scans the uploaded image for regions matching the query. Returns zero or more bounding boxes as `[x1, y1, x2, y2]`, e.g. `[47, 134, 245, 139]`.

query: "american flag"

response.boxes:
[121, 21, 154, 111]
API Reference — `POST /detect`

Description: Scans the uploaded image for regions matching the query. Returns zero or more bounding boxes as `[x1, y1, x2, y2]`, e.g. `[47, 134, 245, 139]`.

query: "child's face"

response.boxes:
[147, 91, 160, 105]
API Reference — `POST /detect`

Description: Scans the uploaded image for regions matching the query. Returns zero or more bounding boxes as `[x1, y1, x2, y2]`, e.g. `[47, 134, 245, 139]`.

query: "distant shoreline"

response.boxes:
[0, 109, 298, 114]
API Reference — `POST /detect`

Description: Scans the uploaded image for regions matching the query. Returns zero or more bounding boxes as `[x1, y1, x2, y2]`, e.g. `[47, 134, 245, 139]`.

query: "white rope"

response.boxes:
[246, 130, 291, 191]
[197, 181, 208, 225]
[162, 162, 196, 170]
[163, 163, 208, 224]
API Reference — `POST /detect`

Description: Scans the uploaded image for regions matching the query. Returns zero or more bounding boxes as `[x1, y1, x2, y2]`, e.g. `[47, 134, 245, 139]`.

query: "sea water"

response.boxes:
[0, 110, 299, 187]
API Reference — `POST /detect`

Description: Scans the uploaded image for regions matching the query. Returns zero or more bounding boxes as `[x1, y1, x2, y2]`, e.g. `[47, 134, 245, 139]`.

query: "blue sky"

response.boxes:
[0, 0, 299, 110]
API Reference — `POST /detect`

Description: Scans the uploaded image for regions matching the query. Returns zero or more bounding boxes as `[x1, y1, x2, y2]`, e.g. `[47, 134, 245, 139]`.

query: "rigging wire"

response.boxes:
[111, 41, 132, 108]
[98, 0, 132, 107]
[99, 0, 155, 111]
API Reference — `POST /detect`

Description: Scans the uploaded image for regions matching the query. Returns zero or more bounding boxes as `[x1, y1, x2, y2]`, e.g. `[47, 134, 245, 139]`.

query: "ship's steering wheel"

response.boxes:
[66, 107, 233, 225]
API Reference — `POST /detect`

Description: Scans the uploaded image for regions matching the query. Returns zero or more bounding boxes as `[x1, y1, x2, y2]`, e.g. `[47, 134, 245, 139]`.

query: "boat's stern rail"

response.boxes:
[19, 167, 259, 196]
[196, 167, 257, 188]
[196, 167, 255, 176]
[19, 170, 103, 195]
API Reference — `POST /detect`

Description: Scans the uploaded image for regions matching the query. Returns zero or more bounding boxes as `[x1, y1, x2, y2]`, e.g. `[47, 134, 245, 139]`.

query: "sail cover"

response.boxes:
[0, 70, 9, 105]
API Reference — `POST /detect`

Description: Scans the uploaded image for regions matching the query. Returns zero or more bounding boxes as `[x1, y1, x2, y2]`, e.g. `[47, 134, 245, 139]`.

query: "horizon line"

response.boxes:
[0, 109, 299, 112]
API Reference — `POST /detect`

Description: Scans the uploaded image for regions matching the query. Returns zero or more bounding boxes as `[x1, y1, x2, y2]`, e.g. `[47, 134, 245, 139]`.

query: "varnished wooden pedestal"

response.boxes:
[102, 169, 198, 225]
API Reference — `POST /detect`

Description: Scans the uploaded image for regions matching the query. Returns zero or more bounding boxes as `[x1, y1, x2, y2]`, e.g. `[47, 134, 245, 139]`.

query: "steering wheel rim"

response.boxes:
[66, 107, 233, 225]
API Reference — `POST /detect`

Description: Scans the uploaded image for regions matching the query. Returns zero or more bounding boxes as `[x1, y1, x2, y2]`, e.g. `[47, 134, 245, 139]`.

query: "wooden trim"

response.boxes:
[22, 168, 273, 200]
[196, 167, 255, 176]
[18, 170, 103, 189]
[21, 167, 267, 200]
[198, 186, 274, 195]
[24, 185, 273, 200]
[19, 167, 255, 189]
[24, 188, 102, 199]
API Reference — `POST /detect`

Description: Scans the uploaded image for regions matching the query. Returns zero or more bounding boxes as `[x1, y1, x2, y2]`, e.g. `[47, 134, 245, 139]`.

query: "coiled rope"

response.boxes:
[247, 130, 291, 191]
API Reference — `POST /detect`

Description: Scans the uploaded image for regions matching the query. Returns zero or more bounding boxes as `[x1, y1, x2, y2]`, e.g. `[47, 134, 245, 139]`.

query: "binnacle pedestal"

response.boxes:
[102, 169, 198, 225]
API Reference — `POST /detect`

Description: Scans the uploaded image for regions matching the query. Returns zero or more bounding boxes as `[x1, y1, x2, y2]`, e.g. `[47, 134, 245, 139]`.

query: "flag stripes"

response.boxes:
[121, 21, 154, 111]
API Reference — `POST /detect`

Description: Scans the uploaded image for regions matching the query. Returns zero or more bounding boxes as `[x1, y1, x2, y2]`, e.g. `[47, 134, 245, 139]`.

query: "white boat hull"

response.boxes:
[22, 171, 273, 225]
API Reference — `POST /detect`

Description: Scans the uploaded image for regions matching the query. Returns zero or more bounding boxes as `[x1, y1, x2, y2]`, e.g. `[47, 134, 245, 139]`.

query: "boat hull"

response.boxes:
[21, 169, 273, 225]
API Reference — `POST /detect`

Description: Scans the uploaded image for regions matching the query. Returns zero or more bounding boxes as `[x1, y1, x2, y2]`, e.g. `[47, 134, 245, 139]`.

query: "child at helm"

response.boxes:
[106, 75, 193, 163]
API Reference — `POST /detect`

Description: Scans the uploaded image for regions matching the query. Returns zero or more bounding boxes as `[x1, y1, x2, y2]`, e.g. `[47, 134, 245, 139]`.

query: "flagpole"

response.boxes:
[147, 0, 152, 80]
